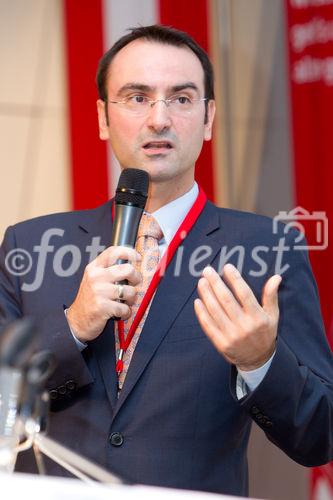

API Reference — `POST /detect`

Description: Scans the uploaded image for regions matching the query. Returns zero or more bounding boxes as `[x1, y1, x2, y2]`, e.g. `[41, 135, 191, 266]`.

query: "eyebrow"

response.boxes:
[116, 81, 200, 96]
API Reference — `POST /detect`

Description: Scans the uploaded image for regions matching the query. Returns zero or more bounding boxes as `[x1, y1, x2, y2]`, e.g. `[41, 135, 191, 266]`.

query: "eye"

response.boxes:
[127, 95, 148, 104]
[174, 96, 192, 105]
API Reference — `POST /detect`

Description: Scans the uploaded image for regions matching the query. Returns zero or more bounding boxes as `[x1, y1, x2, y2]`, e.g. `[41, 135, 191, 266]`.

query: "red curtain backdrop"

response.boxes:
[159, 0, 215, 202]
[63, 0, 108, 210]
[285, 1, 333, 497]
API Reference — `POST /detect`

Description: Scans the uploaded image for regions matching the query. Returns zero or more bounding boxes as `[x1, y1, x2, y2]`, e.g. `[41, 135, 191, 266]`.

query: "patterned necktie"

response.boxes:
[117, 213, 163, 390]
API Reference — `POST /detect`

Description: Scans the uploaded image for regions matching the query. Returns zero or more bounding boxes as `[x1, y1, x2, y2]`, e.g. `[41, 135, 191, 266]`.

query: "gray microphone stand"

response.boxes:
[13, 402, 123, 485]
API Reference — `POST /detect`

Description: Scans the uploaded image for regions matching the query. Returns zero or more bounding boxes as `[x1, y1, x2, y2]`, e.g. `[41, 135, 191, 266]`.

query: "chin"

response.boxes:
[146, 167, 179, 183]
[121, 158, 186, 183]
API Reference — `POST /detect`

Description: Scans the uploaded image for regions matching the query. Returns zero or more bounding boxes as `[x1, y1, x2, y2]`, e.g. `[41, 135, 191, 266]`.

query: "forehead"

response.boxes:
[107, 39, 205, 93]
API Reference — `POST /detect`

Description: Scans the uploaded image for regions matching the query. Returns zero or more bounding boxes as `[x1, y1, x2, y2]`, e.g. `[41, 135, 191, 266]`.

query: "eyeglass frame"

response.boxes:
[105, 96, 209, 115]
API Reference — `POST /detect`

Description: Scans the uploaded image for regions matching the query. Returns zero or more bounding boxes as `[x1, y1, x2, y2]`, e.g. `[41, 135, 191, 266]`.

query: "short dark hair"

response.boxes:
[96, 24, 214, 122]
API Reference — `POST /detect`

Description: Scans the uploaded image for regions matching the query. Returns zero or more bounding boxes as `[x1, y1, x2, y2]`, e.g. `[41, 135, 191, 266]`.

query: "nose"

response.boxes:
[146, 100, 172, 133]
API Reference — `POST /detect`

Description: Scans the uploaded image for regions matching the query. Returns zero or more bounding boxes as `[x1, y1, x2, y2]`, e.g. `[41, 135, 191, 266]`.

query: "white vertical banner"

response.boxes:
[102, 0, 159, 195]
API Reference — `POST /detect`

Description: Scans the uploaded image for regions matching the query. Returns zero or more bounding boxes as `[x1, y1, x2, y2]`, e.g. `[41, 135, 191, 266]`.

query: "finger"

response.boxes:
[107, 263, 141, 286]
[95, 246, 141, 268]
[107, 300, 132, 321]
[202, 266, 243, 322]
[112, 283, 137, 305]
[96, 282, 137, 305]
[197, 276, 232, 331]
[222, 264, 260, 314]
[194, 298, 227, 353]
[262, 274, 282, 317]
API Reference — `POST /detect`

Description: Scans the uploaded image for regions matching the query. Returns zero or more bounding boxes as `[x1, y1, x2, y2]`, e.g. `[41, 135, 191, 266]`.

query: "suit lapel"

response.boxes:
[92, 321, 118, 408]
[113, 202, 223, 416]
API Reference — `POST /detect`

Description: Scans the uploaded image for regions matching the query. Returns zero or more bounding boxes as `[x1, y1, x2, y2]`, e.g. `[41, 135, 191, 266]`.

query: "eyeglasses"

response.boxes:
[106, 95, 208, 116]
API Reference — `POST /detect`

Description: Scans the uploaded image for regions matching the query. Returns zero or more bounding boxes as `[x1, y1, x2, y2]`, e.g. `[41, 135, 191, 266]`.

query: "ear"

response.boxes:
[97, 99, 109, 140]
[204, 100, 216, 141]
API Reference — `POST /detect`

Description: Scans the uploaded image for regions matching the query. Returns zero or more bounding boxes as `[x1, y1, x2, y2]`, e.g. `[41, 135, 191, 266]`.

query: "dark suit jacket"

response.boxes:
[0, 200, 332, 496]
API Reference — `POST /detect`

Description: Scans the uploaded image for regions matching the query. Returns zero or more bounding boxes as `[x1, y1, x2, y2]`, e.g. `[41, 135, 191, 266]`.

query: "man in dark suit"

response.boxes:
[0, 25, 332, 497]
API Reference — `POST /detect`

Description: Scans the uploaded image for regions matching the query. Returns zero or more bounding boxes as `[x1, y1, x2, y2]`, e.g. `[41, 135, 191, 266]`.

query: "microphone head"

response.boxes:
[115, 168, 149, 209]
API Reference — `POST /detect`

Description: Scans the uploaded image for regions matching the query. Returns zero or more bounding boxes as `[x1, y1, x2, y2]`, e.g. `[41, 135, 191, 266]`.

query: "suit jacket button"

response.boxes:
[58, 385, 67, 396]
[49, 390, 58, 400]
[251, 405, 260, 415]
[65, 380, 76, 391]
[109, 432, 124, 447]
[58, 385, 67, 395]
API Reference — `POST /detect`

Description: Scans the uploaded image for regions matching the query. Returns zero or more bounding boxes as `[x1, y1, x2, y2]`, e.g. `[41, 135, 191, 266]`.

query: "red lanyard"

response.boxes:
[113, 187, 207, 375]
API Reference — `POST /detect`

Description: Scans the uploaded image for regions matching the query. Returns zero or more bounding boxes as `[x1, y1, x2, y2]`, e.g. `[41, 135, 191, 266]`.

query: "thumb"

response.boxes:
[262, 274, 282, 317]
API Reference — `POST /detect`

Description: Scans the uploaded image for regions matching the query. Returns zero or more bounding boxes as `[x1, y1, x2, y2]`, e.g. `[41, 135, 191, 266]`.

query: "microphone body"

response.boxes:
[111, 204, 145, 264]
[111, 168, 149, 266]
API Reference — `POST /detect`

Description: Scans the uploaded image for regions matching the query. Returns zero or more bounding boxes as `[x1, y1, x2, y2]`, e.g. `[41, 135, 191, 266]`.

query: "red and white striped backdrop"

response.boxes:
[63, 0, 215, 210]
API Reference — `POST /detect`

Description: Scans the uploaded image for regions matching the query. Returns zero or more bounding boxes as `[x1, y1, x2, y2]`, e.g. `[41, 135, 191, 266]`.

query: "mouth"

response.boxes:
[142, 141, 173, 154]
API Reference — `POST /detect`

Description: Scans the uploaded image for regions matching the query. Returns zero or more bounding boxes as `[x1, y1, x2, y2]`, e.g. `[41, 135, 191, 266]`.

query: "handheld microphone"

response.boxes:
[0, 318, 37, 472]
[111, 168, 150, 263]
[110, 168, 149, 318]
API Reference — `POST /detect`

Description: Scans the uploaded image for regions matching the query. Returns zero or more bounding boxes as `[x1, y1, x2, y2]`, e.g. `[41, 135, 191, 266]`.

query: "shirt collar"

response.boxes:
[149, 182, 199, 245]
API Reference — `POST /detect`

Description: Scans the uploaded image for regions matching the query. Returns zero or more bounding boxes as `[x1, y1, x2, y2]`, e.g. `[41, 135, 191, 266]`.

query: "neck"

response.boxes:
[145, 178, 195, 213]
